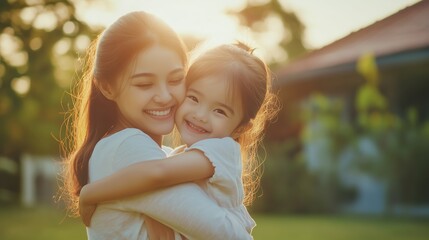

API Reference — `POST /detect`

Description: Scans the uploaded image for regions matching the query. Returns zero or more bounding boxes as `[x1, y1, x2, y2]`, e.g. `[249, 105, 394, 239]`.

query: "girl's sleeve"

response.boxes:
[186, 138, 257, 234]
[120, 184, 252, 240]
[186, 137, 242, 206]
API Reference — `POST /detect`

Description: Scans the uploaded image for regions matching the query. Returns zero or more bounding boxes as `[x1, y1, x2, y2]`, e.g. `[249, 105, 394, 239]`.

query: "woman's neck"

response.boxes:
[150, 135, 163, 147]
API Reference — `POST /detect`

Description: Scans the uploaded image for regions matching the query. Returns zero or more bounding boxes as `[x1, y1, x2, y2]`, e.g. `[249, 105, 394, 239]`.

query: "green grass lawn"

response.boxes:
[252, 214, 429, 240]
[0, 206, 86, 240]
[1, 206, 428, 240]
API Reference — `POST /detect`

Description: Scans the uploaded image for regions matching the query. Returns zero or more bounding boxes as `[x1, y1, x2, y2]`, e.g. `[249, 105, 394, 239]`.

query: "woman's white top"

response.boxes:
[186, 137, 256, 233]
[87, 128, 251, 240]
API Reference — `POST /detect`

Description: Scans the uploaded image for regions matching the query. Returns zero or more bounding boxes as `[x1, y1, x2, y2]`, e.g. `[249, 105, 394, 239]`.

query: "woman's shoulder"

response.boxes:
[93, 128, 159, 155]
[114, 127, 150, 137]
[100, 128, 165, 169]
[103, 128, 155, 144]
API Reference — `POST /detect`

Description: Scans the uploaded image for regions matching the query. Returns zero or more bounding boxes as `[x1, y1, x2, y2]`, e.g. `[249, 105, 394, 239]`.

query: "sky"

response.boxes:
[76, 0, 421, 62]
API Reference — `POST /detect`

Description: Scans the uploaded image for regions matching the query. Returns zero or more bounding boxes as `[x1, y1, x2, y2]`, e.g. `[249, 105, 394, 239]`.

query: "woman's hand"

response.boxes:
[79, 201, 96, 227]
[79, 185, 97, 227]
[144, 216, 176, 240]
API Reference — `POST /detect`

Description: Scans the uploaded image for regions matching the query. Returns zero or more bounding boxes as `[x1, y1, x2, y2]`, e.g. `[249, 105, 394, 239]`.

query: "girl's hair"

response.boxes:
[61, 11, 187, 215]
[186, 42, 280, 205]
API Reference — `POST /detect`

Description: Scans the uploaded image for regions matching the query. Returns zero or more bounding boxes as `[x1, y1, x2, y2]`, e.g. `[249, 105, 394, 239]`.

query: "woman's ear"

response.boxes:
[96, 80, 116, 100]
[231, 121, 253, 139]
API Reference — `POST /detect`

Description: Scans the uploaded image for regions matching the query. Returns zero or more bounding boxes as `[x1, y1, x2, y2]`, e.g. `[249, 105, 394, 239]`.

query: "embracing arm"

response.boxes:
[80, 149, 213, 205]
[80, 149, 252, 239]
[125, 183, 252, 240]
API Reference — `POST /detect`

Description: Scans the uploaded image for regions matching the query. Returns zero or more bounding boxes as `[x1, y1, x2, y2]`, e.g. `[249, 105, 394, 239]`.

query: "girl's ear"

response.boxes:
[231, 121, 253, 139]
[97, 79, 116, 100]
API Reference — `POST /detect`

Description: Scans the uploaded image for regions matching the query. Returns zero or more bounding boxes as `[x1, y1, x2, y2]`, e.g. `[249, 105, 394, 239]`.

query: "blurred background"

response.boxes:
[1, 0, 429, 239]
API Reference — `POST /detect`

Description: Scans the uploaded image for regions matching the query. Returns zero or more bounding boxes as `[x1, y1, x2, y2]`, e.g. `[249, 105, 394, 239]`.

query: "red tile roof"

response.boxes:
[276, 0, 429, 84]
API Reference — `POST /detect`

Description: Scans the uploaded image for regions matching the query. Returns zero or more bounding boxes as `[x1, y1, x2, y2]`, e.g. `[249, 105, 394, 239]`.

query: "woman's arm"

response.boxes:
[119, 182, 252, 240]
[144, 216, 176, 240]
[81, 181, 252, 239]
[80, 149, 213, 205]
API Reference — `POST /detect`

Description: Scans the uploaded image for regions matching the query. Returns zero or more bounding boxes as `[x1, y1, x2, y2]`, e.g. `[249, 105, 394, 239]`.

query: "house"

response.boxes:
[268, 0, 429, 140]
[266, 0, 429, 215]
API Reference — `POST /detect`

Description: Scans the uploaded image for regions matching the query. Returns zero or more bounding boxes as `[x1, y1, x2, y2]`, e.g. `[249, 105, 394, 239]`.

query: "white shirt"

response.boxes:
[87, 128, 251, 240]
[186, 137, 256, 233]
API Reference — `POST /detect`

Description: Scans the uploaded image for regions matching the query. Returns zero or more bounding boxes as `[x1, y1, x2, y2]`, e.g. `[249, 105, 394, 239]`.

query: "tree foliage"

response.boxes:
[0, 0, 100, 160]
[230, 0, 307, 64]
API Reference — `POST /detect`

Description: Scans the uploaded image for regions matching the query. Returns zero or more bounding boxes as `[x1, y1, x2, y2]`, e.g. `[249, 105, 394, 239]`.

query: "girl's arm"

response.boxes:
[80, 149, 212, 205]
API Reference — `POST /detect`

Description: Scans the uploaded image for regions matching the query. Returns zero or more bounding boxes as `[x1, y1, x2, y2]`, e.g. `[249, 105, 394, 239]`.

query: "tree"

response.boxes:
[0, 0, 100, 160]
[230, 0, 307, 66]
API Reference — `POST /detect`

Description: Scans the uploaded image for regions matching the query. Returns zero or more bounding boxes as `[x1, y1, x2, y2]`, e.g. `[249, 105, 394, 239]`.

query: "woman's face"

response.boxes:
[112, 45, 186, 144]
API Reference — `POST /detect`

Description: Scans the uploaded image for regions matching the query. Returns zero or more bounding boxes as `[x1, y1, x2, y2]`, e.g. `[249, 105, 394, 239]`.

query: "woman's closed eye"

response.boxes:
[135, 83, 153, 89]
[169, 77, 184, 85]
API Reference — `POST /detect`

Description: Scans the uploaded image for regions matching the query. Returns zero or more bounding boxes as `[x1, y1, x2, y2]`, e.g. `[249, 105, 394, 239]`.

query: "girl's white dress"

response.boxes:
[87, 128, 252, 240]
[186, 137, 256, 233]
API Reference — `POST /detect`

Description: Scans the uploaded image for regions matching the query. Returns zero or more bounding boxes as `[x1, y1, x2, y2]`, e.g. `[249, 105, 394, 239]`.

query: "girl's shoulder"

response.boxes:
[186, 137, 241, 167]
[190, 137, 239, 150]
[187, 138, 242, 186]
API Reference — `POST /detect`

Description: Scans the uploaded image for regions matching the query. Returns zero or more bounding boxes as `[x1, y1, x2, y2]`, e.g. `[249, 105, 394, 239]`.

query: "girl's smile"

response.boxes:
[185, 120, 209, 134]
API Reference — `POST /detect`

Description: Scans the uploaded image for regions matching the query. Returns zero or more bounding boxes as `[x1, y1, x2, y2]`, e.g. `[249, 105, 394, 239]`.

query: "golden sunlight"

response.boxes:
[75, 0, 275, 61]
[77, 1, 249, 42]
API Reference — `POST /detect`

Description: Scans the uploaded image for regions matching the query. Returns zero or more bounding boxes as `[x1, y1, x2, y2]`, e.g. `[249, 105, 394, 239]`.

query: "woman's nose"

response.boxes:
[154, 85, 172, 103]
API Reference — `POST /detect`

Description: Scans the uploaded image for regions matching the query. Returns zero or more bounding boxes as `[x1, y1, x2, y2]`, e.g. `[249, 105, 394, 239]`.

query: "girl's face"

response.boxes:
[112, 45, 186, 143]
[175, 75, 244, 146]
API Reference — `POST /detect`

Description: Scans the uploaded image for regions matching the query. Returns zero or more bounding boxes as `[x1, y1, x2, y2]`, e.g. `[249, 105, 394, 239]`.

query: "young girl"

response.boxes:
[79, 42, 279, 238]
[62, 11, 255, 240]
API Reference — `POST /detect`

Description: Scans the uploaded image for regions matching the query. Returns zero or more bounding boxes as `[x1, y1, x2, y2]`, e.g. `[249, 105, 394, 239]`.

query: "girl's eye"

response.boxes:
[187, 95, 198, 102]
[214, 109, 227, 116]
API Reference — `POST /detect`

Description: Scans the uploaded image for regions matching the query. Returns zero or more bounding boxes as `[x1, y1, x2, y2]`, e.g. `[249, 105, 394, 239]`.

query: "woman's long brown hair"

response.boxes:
[60, 11, 187, 215]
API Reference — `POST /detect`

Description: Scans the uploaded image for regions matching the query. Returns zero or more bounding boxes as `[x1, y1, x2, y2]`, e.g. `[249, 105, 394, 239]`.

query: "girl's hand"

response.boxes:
[79, 200, 96, 227]
[170, 145, 187, 155]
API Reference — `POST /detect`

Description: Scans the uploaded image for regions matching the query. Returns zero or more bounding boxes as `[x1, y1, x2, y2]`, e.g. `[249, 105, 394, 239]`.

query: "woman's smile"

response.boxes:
[144, 107, 174, 119]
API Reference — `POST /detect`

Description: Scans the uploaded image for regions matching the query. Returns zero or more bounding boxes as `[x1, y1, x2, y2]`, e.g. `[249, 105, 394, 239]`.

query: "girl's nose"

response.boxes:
[193, 109, 208, 123]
